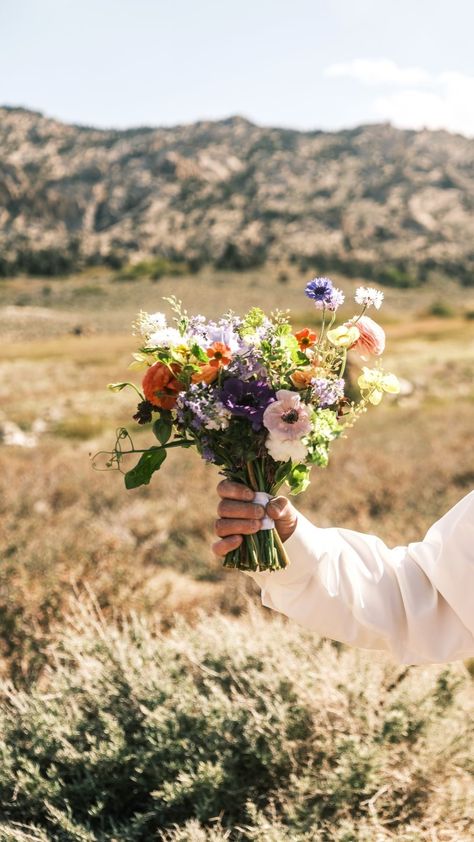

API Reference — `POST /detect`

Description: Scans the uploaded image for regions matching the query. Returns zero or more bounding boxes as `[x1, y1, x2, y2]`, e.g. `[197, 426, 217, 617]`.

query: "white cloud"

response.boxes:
[374, 71, 474, 136]
[324, 58, 474, 137]
[324, 59, 432, 87]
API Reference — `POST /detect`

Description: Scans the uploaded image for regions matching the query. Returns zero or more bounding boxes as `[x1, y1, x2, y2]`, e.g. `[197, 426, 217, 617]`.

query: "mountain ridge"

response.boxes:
[1, 106, 473, 284]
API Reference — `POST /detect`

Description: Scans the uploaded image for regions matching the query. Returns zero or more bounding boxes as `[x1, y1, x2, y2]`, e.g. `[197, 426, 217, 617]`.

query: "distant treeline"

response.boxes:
[1, 240, 473, 287]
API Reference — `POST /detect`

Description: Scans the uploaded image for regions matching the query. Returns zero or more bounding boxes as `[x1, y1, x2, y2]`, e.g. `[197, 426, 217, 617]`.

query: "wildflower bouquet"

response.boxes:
[101, 279, 399, 572]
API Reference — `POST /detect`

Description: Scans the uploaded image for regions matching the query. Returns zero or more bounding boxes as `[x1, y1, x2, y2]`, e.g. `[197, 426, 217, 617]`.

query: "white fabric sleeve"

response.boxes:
[245, 490, 474, 665]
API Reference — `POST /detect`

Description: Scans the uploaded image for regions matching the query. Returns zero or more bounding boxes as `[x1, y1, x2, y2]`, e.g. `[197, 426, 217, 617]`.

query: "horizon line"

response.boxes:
[1, 102, 470, 140]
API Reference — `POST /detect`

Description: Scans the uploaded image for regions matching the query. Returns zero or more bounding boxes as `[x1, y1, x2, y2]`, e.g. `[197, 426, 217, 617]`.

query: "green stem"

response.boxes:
[317, 306, 327, 348]
[339, 348, 348, 377]
[272, 528, 291, 568]
[116, 438, 191, 455]
[246, 460, 259, 492]
[352, 304, 368, 325]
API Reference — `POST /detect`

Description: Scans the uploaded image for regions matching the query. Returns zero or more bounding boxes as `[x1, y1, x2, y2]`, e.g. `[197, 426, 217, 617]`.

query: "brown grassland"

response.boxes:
[0, 268, 473, 840]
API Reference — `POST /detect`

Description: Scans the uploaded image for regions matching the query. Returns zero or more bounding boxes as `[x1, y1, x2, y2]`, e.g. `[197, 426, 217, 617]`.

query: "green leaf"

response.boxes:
[124, 447, 167, 489]
[273, 460, 292, 487]
[191, 343, 208, 362]
[287, 463, 311, 495]
[107, 382, 128, 392]
[152, 412, 173, 445]
[107, 381, 144, 400]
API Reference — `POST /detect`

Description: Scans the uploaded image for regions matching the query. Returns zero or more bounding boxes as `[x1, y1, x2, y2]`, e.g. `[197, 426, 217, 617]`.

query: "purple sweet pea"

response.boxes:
[219, 378, 276, 431]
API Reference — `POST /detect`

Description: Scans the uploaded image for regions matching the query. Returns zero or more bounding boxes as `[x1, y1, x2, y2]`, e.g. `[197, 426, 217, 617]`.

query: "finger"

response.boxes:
[217, 499, 265, 519]
[266, 496, 292, 520]
[215, 517, 261, 537]
[217, 480, 254, 501]
[212, 535, 242, 557]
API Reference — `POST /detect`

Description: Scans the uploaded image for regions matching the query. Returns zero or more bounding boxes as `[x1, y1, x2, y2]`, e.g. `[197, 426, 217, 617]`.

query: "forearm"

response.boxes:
[246, 496, 474, 664]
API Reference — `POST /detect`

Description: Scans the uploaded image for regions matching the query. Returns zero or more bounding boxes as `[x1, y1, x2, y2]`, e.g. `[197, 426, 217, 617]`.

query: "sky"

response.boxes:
[1, 0, 474, 136]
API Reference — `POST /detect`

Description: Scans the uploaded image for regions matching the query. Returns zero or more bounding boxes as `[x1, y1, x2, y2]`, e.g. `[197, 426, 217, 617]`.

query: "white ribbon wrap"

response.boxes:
[253, 491, 275, 531]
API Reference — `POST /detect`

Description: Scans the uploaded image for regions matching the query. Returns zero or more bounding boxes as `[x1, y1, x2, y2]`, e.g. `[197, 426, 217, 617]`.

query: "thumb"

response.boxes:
[266, 496, 298, 543]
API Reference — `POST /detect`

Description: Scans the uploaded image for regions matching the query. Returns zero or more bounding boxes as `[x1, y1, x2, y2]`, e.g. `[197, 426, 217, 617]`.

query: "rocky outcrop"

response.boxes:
[1, 106, 474, 282]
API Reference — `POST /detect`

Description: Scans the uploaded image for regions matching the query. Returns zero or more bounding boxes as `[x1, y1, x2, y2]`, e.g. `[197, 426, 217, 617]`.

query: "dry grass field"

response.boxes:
[0, 269, 473, 839]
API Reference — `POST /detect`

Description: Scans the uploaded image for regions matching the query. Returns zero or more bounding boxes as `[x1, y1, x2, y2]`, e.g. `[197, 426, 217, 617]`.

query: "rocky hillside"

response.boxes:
[1, 106, 474, 283]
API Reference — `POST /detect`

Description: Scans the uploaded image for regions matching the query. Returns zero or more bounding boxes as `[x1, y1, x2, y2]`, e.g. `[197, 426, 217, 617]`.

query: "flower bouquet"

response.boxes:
[98, 279, 399, 572]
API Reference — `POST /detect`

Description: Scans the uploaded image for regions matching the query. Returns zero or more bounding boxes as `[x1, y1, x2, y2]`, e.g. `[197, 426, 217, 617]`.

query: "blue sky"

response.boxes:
[1, 0, 474, 135]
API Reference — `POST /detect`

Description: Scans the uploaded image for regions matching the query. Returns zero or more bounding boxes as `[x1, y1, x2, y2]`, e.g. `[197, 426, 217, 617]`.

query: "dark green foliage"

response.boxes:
[215, 242, 267, 271]
[124, 447, 167, 489]
[15, 247, 78, 277]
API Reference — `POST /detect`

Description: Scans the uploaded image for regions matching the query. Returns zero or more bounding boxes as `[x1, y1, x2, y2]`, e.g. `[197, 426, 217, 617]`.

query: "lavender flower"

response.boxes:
[326, 288, 345, 311]
[206, 317, 244, 352]
[187, 314, 208, 342]
[305, 277, 345, 311]
[227, 347, 267, 382]
[311, 378, 345, 408]
[201, 438, 217, 463]
[219, 378, 276, 431]
[176, 384, 231, 431]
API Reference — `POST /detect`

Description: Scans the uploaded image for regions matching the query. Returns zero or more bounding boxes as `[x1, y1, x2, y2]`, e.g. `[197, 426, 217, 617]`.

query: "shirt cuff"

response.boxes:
[244, 508, 323, 586]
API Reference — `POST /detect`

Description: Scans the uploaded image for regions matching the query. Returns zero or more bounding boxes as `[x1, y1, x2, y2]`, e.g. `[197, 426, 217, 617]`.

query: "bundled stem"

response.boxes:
[222, 458, 291, 573]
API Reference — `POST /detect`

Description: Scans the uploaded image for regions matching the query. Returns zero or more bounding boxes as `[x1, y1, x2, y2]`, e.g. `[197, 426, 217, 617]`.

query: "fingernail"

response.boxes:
[267, 498, 286, 518]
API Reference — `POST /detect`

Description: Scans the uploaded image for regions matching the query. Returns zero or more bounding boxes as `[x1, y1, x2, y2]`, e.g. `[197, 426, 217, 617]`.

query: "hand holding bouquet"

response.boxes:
[99, 279, 399, 572]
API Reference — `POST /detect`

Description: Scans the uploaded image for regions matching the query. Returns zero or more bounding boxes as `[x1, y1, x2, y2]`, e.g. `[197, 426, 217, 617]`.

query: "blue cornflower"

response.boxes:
[305, 277, 345, 311]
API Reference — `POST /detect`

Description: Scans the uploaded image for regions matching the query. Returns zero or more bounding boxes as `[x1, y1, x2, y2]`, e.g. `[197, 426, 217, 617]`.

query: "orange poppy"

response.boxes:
[290, 367, 319, 390]
[206, 342, 232, 368]
[295, 328, 318, 350]
[191, 364, 219, 385]
[142, 361, 183, 410]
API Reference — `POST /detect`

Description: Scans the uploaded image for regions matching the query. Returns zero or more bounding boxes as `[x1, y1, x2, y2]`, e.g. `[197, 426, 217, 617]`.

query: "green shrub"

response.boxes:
[376, 264, 419, 289]
[215, 242, 267, 271]
[117, 257, 188, 281]
[427, 300, 456, 318]
[15, 248, 78, 277]
[0, 605, 471, 841]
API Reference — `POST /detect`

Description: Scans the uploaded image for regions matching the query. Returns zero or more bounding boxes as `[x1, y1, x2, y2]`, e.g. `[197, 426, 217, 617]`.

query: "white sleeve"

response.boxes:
[246, 491, 474, 665]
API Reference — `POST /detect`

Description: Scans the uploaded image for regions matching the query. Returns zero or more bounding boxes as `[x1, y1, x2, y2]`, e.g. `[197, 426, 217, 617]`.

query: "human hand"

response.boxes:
[212, 479, 298, 557]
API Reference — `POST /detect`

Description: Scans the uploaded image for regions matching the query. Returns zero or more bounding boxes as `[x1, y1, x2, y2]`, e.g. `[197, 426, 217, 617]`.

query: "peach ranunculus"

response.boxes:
[290, 366, 320, 390]
[294, 328, 318, 351]
[142, 361, 184, 410]
[347, 315, 385, 356]
[191, 363, 219, 385]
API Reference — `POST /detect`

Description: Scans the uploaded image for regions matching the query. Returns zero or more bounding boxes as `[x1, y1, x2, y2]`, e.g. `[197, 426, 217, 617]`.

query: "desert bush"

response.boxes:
[117, 257, 188, 281]
[426, 300, 456, 318]
[51, 415, 110, 440]
[376, 263, 419, 289]
[0, 604, 472, 841]
[215, 242, 268, 271]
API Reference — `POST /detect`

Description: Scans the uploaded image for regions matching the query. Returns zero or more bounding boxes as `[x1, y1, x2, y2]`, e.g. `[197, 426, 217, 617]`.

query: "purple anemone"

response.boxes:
[219, 378, 276, 431]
